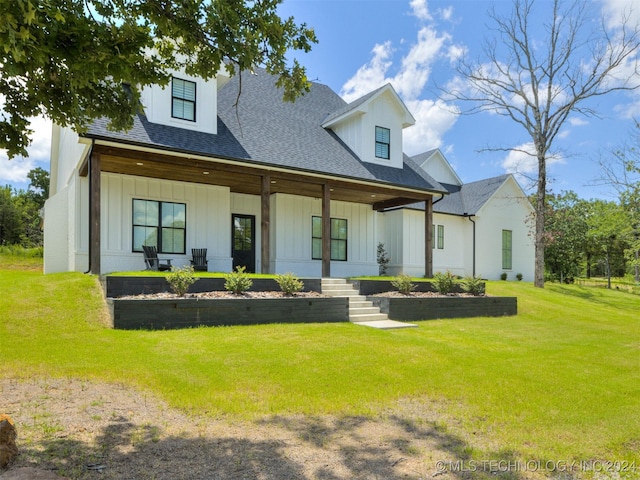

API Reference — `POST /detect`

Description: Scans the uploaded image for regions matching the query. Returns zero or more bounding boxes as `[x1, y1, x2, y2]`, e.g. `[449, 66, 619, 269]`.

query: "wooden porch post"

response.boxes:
[322, 183, 331, 278]
[261, 175, 271, 274]
[425, 196, 433, 278]
[89, 152, 101, 275]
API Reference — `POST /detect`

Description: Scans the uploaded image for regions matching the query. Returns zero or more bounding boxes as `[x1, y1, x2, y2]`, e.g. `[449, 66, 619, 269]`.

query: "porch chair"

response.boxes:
[190, 248, 208, 272]
[142, 245, 173, 271]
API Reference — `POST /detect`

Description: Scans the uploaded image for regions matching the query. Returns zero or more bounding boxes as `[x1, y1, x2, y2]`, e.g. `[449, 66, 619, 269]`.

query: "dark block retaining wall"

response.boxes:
[350, 279, 468, 296]
[369, 296, 517, 321]
[107, 297, 350, 330]
[102, 276, 322, 298]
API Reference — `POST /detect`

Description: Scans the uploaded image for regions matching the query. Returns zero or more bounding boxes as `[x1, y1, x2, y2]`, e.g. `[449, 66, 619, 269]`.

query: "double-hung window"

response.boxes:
[312, 216, 348, 261]
[172, 77, 196, 122]
[375, 126, 390, 159]
[133, 199, 186, 254]
[502, 229, 513, 270]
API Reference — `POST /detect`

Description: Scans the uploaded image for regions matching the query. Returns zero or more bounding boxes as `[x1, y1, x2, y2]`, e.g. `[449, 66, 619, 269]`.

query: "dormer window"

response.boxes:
[172, 77, 196, 122]
[375, 126, 390, 159]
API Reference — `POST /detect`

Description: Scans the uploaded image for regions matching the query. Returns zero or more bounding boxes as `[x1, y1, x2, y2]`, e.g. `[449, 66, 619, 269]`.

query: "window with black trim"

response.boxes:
[133, 199, 186, 254]
[375, 126, 390, 159]
[312, 216, 348, 261]
[502, 229, 512, 269]
[172, 77, 196, 122]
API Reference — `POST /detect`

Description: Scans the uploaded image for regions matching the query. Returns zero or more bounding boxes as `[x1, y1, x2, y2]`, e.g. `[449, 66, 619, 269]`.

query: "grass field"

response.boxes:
[1, 253, 639, 475]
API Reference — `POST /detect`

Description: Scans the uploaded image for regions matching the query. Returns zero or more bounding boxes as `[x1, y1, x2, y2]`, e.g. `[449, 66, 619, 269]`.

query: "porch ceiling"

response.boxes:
[84, 145, 433, 209]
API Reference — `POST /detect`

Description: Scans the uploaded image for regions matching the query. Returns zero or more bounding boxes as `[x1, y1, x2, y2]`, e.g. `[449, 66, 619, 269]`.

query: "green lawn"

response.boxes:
[2, 254, 639, 473]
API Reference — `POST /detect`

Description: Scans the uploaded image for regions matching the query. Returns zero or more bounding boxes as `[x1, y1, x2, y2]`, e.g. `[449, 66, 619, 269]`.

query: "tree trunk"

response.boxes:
[534, 154, 546, 288]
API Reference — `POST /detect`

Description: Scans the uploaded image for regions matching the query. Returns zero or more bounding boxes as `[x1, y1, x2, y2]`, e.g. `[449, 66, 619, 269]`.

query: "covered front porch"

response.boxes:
[82, 144, 437, 277]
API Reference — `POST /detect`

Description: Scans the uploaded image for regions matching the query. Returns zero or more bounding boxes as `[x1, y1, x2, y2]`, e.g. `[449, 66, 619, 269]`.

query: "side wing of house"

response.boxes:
[473, 176, 535, 281]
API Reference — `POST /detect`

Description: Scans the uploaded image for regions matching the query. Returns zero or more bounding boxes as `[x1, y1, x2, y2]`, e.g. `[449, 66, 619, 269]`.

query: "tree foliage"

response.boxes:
[0, 0, 317, 158]
[596, 119, 640, 281]
[446, 0, 640, 288]
[543, 191, 589, 282]
[0, 167, 50, 247]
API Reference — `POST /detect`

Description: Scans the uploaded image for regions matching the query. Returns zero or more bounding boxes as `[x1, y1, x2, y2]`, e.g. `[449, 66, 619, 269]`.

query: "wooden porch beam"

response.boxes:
[261, 175, 271, 274]
[89, 152, 101, 275]
[322, 183, 331, 278]
[372, 197, 421, 211]
[425, 197, 433, 278]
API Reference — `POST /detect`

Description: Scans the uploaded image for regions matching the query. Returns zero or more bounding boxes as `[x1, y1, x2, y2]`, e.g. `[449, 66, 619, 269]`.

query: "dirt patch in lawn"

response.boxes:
[1, 378, 489, 480]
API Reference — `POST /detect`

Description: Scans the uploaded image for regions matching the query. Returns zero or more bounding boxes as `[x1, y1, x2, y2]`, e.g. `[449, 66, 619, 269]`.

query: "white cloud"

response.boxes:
[410, 0, 431, 21]
[403, 99, 459, 155]
[340, 3, 459, 153]
[569, 117, 589, 127]
[0, 115, 52, 186]
[340, 42, 394, 103]
[501, 143, 565, 187]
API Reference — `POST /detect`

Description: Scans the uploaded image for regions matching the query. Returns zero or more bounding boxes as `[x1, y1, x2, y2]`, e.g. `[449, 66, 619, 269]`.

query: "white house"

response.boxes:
[44, 68, 534, 280]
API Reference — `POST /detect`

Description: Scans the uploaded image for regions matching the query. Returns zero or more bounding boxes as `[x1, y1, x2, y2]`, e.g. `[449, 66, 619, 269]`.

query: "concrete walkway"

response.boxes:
[352, 319, 417, 330]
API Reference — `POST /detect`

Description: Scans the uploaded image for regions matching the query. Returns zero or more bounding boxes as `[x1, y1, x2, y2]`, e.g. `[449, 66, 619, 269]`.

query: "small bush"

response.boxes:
[433, 271, 457, 294]
[391, 273, 416, 295]
[275, 272, 304, 296]
[461, 276, 485, 296]
[516, 273, 523, 281]
[167, 265, 198, 297]
[500, 272, 508, 281]
[377, 243, 391, 276]
[224, 266, 253, 295]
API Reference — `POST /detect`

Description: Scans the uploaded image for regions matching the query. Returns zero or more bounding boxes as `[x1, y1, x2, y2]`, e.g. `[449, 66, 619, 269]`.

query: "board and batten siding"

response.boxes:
[473, 179, 535, 281]
[271, 193, 378, 277]
[98, 173, 232, 274]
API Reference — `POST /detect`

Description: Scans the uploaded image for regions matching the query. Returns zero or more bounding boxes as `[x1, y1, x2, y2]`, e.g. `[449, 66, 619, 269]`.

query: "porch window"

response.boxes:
[312, 216, 347, 261]
[502, 229, 512, 270]
[133, 199, 186, 254]
[375, 126, 390, 159]
[172, 77, 196, 122]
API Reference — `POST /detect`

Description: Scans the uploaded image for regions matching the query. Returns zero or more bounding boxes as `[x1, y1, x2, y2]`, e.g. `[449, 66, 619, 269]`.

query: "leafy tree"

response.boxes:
[544, 191, 589, 282]
[585, 200, 631, 288]
[0, 186, 22, 245]
[446, 0, 640, 287]
[596, 119, 640, 281]
[0, 0, 317, 158]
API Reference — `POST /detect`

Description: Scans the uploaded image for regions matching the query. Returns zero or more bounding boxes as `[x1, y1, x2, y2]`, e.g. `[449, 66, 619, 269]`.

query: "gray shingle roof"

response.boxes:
[402, 174, 512, 215]
[85, 70, 445, 194]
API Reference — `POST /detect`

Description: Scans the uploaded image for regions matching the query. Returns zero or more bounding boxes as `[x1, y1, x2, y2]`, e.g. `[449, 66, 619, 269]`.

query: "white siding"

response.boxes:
[140, 70, 220, 135]
[474, 181, 535, 281]
[97, 173, 232, 274]
[43, 186, 70, 274]
[271, 193, 378, 277]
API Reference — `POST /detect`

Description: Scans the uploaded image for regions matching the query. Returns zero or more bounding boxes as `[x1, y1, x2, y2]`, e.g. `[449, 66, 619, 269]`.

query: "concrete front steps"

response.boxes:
[321, 278, 417, 329]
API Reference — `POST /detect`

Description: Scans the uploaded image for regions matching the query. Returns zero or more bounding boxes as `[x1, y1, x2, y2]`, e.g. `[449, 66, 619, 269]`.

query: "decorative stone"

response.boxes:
[0, 414, 18, 468]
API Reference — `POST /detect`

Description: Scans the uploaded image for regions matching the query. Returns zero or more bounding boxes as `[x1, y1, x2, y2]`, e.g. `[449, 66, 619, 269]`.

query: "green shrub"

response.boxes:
[433, 271, 457, 294]
[391, 273, 416, 295]
[516, 273, 523, 281]
[224, 266, 253, 295]
[275, 272, 304, 296]
[500, 272, 508, 281]
[167, 265, 198, 297]
[461, 276, 485, 296]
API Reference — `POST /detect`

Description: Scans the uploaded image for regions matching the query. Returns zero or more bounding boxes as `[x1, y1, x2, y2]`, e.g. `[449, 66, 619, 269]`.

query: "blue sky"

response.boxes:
[2, 0, 639, 200]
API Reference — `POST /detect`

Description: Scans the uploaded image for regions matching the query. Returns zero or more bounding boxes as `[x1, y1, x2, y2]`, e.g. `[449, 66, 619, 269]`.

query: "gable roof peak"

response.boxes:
[322, 83, 415, 129]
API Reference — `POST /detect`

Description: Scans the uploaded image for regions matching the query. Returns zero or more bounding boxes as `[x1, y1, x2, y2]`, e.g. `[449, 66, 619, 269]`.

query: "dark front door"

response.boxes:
[232, 214, 255, 273]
